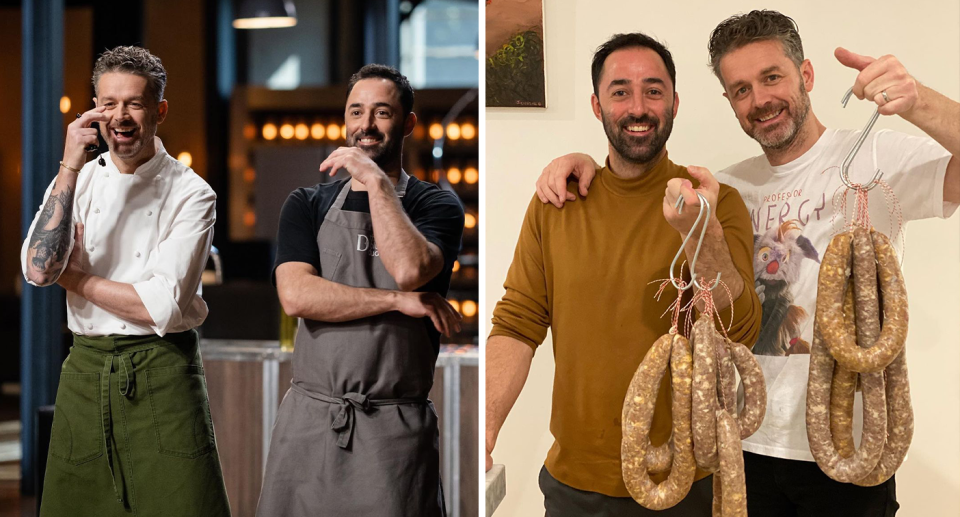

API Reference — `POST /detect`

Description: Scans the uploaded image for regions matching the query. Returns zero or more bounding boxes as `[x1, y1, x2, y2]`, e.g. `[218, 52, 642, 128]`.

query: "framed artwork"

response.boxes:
[485, 0, 546, 108]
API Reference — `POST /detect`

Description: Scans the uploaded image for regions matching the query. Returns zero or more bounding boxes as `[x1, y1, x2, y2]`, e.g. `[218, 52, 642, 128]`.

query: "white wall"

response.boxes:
[483, 1, 960, 515]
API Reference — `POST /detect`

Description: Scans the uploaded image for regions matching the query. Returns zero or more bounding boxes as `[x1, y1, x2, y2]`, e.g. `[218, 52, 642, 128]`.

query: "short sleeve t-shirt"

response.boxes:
[274, 176, 465, 345]
[717, 128, 954, 461]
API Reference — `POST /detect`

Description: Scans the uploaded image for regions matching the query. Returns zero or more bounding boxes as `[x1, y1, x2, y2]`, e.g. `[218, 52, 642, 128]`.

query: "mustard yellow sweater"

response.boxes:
[490, 153, 761, 497]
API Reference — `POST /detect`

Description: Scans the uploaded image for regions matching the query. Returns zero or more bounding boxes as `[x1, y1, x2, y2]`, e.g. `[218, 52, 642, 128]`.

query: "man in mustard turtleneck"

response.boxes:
[485, 33, 761, 516]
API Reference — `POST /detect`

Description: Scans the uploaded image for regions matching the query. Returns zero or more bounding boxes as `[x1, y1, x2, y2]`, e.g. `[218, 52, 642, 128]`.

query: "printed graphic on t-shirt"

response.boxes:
[749, 186, 826, 356]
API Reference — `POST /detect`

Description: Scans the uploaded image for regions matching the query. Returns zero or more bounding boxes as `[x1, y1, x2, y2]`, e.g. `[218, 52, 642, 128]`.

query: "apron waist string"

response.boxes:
[99, 352, 138, 505]
[289, 383, 426, 449]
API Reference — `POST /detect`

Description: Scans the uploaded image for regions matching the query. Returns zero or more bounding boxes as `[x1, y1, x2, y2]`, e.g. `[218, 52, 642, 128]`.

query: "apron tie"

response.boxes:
[100, 357, 124, 504]
[289, 384, 426, 451]
[119, 354, 135, 398]
[330, 393, 370, 449]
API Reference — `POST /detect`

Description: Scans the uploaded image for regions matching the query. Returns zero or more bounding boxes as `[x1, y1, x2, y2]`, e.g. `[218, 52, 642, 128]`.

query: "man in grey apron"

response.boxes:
[259, 64, 465, 517]
[21, 46, 230, 516]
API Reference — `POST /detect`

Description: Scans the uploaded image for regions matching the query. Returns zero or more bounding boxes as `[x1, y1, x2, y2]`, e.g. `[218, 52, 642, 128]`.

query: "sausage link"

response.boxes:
[716, 341, 737, 415]
[852, 227, 881, 348]
[830, 280, 858, 458]
[724, 340, 766, 439]
[644, 440, 673, 474]
[622, 334, 696, 509]
[807, 325, 887, 482]
[818, 231, 907, 372]
[692, 316, 720, 471]
[717, 410, 747, 517]
[855, 349, 914, 486]
[712, 474, 722, 517]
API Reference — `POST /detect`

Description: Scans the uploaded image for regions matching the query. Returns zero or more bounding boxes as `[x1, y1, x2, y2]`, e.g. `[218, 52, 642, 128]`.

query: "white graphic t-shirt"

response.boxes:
[716, 128, 955, 461]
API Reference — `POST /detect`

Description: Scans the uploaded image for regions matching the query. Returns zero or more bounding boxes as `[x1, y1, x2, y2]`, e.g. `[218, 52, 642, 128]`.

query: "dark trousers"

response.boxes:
[744, 451, 898, 516]
[539, 466, 713, 517]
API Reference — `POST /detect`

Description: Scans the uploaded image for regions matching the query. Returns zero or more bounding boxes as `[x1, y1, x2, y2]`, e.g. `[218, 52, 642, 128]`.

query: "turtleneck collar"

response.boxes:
[599, 151, 679, 197]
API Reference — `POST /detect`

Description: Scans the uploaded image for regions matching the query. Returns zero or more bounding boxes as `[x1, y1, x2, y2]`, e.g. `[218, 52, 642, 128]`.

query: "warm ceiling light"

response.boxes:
[461, 300, 477, 318]
[279, 123, 295, 139]
[461, 122, 476, 140]
[446, 167, 462, 184]
[428, 123, 443, 140]
[233, 0, 297, 29]
[311, 122, 325, 140]
[413, 123, 426, 140]
[243, 210, 256, 227]
[340, 124, 346, 139]
[452, 260, 460, 273]
[449, 299, 460, 313]
[294, 123, 309, 140]
[262, 123, 278, 140]
[177, 152, 192, 167]
[243, 124, 257, 140]
[59, 96, 71, 114]
[446, 123, 461, 140]
[327, 124, 341, 140]
[464, 167, 478, 184]
[464, 213, 477, 229]
[244, 168, 256, 183]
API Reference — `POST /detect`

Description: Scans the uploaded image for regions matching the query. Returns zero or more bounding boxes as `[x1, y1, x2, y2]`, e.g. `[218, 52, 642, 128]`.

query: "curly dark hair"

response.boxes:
[708, 10, 804, 86]
[92, 46, 167, 103]
[592, 33, 676, 97]
[346, 64, 415, 115]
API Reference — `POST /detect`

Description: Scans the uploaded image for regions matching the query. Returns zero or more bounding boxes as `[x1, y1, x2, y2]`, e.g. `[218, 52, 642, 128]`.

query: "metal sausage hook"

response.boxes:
[839, 87, 884, 191]
[669, 193, 722, 291]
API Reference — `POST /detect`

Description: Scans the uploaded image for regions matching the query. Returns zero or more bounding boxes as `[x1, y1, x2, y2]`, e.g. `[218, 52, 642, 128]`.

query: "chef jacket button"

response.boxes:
[88, 246, 95, 252]
[94, 208, 100, 214]
[87, 323, 93, 330]
[147, 210, 153, 216]
[135, 251, 141, 258]
[104, 174, 109, 178]
[120, 323, 126, 330]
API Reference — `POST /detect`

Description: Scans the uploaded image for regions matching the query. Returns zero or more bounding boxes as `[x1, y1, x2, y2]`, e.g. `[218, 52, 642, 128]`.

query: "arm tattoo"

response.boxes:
[28, 183, 74, 273]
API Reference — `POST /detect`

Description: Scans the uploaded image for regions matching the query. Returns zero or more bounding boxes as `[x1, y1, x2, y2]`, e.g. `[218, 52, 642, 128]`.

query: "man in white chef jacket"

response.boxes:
[21, 45, 230, 516]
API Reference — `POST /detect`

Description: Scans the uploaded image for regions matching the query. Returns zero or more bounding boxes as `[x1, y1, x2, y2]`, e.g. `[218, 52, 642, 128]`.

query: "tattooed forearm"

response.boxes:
[27, 183, 74, 281]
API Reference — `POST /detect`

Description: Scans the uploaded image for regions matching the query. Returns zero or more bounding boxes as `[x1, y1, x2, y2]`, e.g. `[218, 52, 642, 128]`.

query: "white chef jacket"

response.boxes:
[21, 139, 215, 337]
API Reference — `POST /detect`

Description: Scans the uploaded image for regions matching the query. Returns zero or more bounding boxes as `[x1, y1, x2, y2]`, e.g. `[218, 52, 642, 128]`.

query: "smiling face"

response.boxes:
[94, 72, 166, 162]
[344, 78, 414, 167]
[591, 46, 678, 166]
[718, 40, 813, 152]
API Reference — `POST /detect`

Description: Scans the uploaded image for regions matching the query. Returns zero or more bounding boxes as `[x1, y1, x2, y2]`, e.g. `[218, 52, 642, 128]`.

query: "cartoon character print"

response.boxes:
[752, 220, 820, 356]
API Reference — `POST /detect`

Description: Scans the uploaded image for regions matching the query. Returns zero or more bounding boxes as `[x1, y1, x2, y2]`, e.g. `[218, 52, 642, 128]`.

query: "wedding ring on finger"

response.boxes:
[881, 90, 890, 103]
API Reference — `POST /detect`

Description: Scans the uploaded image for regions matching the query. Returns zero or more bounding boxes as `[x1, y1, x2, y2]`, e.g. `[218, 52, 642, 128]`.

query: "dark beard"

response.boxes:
[347, 127, 404, 167]
[601, 109, 673, 165]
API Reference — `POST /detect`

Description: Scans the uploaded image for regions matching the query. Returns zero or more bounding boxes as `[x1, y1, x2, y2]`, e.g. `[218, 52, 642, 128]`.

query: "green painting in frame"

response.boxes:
[485, 0, 546, 108]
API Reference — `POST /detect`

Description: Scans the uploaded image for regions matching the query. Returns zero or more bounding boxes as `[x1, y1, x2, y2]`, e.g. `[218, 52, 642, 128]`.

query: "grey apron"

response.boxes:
[257, 174, 445, 517]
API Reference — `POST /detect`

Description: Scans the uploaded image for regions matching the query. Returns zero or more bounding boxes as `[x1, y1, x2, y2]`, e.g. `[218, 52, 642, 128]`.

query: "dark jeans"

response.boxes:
[743, 451, 898, 516]
[539, 466, 713, 517]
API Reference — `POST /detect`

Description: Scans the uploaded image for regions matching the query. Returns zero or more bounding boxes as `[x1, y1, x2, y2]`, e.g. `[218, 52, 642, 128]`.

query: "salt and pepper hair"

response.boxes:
[346, 64, 416, 115]
[708, 10, 805, 86]
[92, 46, 168, 103]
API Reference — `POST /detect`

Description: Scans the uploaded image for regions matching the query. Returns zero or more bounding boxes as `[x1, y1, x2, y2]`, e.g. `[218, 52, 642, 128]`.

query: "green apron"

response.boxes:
[40, 330, 231, 516]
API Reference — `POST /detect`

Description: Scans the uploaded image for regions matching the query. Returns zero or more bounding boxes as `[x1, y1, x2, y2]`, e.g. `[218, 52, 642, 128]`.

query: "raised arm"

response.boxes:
[535, 153, 601, 208]
[320, 147, 447, 291]
[23, 107, 109, 286]
[663, 167, 761, 347]
[837, 48, 960, 204]
[663, 166, 745, 307]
